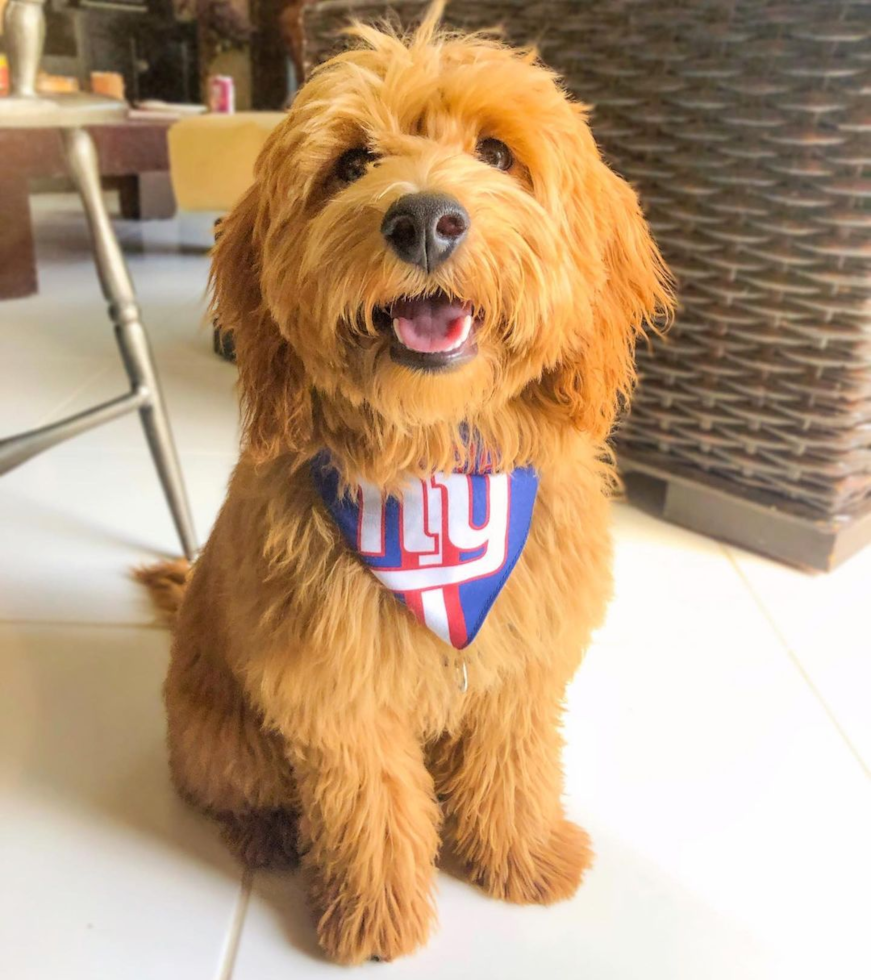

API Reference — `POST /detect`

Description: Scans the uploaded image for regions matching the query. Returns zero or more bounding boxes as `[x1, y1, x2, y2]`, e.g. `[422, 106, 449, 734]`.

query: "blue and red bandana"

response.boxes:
[311, 455, 539, 649]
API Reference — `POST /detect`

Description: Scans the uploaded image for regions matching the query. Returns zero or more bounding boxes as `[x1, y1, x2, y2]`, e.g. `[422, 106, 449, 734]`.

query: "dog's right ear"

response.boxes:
[210, 183, 313, 462]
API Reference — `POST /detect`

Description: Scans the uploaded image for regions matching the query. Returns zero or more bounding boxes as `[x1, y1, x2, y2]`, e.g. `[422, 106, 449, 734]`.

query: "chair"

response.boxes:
[0, 0, 197, 559]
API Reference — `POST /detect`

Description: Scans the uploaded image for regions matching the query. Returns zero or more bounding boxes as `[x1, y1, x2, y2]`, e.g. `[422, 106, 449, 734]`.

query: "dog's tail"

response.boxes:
[133, 559, 191, 625]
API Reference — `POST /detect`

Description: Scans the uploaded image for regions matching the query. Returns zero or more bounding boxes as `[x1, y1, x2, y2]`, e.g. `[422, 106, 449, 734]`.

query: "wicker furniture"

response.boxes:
[287, 0, 871, 569]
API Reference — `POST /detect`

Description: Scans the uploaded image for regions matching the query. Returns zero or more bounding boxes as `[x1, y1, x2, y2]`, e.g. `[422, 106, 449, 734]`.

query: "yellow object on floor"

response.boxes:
[167, 112, 285, 212]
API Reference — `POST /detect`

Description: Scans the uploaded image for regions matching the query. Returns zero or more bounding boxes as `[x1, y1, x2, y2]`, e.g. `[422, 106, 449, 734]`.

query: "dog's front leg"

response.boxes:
[433, 681, 593, 904]
[287, 714, 441, 964]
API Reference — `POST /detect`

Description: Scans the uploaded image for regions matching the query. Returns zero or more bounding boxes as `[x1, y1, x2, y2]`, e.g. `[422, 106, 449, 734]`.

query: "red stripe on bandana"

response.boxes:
[443, 584, 468, 648]
[404, 590, 424, 626]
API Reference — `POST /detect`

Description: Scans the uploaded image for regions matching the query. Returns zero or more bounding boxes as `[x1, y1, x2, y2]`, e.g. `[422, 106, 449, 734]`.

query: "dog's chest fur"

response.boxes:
[204, 442, 614, 740]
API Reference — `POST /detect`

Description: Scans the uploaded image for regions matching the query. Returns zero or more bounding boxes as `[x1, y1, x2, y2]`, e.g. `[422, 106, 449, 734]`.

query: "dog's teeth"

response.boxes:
[392, 318, 401, 339]
[445, 314, 473, 351]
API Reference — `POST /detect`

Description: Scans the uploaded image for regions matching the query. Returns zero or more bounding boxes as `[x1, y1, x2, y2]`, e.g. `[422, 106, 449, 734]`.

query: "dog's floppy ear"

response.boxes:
[536, 115, 673, 441]
[210, 183, 313, 462]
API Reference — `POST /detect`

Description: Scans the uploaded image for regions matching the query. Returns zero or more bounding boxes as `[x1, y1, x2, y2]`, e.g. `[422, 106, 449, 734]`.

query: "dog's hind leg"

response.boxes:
[210, 806, 299, 870]
[164, 643, 301, 870]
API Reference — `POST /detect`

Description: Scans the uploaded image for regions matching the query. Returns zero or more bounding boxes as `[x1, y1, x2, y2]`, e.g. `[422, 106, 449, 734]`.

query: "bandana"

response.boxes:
[311, 454, 539, 649]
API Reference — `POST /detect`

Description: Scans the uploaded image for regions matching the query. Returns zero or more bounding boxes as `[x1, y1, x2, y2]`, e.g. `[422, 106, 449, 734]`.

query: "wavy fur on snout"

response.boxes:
[140, 4, 672, 965]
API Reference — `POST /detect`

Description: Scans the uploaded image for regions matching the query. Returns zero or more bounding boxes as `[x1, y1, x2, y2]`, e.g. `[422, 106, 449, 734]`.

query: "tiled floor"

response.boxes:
[2, 197, 869, 980]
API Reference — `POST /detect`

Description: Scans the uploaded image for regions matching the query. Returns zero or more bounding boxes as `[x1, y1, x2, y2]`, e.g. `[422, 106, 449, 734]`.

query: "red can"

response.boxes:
[208, 74, 235, 114]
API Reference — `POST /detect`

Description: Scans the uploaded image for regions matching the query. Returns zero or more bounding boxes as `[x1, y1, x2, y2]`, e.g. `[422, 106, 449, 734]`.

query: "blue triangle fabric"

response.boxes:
[311, 454, 539, 649]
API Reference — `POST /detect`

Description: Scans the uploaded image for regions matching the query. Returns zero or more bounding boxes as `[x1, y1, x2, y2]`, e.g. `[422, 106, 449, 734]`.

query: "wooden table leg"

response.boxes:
[117, 171, 177, 220]
[0, 175, 38, 299]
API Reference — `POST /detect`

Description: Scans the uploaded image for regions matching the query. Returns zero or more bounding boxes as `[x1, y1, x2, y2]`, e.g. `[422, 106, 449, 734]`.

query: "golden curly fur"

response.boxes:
[138, 5, 671, 964]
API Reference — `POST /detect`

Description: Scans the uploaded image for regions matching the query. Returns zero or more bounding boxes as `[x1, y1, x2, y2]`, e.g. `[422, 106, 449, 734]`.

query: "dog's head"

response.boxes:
[213, 8, 672, 477]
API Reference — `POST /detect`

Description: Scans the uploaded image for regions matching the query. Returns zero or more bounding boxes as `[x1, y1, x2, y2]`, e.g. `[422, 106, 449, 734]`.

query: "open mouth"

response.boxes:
[373, 290, 479, 372]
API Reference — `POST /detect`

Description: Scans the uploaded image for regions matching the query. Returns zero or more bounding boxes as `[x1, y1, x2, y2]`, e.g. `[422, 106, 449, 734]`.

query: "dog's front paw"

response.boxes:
[315, 882, 436, 965]
[470, 819, 593, 905]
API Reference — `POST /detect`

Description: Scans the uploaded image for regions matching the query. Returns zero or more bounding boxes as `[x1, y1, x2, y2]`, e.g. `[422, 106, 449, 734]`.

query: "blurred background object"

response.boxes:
[90, 69, 125, 101]
[207, 71, 235, 112]
[0, 0, 198, 560]
[0, 121, 180, 298]
[37, 70, 79, 92]
[168, 110, 283, 208]
[0, 0, 200, 105]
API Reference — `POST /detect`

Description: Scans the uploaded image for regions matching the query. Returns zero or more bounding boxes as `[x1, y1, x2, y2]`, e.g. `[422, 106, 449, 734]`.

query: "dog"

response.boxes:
[138, 5, 671, 964]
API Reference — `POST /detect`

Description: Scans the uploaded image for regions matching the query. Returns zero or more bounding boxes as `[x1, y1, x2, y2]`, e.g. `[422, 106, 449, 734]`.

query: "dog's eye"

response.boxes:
[476, 138, 514, 171]
[335, 147, 376, 183]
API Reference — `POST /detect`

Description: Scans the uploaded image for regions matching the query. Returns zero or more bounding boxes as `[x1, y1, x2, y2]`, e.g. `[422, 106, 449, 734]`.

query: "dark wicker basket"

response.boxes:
[291, 0, 871, 567]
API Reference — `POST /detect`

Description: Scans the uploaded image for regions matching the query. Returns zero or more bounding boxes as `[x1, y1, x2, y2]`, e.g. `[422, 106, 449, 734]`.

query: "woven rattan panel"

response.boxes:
[301, 0, 871, 517]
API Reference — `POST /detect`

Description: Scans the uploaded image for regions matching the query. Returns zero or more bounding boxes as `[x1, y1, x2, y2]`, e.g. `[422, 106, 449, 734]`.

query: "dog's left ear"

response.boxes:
[535, 112, 674, 441]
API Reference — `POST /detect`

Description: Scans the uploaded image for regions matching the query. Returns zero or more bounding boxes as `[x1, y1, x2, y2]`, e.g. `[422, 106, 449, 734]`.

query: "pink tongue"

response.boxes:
[392, 297, 472, 354]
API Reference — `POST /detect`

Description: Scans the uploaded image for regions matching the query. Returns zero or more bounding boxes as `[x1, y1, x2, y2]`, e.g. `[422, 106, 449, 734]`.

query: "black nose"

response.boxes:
[381, 193, 469, 273]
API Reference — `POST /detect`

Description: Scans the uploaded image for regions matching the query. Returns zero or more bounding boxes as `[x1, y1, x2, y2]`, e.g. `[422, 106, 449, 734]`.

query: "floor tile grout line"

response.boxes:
[215, 870, 253, 980]
[35, 362, 114, 429]
[40, 449, 242, 459]
[0, 618, 167, 631]
[720, 544, 870, 779]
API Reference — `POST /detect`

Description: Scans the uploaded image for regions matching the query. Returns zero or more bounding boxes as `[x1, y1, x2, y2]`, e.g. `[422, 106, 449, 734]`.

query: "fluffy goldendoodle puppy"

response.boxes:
[139, 6, 671, 965]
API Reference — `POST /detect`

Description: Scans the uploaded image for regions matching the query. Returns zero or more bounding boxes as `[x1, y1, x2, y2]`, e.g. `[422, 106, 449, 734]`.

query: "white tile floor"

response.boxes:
[1, 196, 870, 980]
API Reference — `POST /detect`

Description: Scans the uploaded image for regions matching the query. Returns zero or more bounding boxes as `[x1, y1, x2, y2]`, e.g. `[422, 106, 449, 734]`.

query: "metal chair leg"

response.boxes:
[62, 127, 198, 560]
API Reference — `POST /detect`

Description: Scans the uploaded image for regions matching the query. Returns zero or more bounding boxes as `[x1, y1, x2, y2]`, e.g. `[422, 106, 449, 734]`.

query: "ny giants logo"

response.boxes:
[356, 473, 510, 648]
